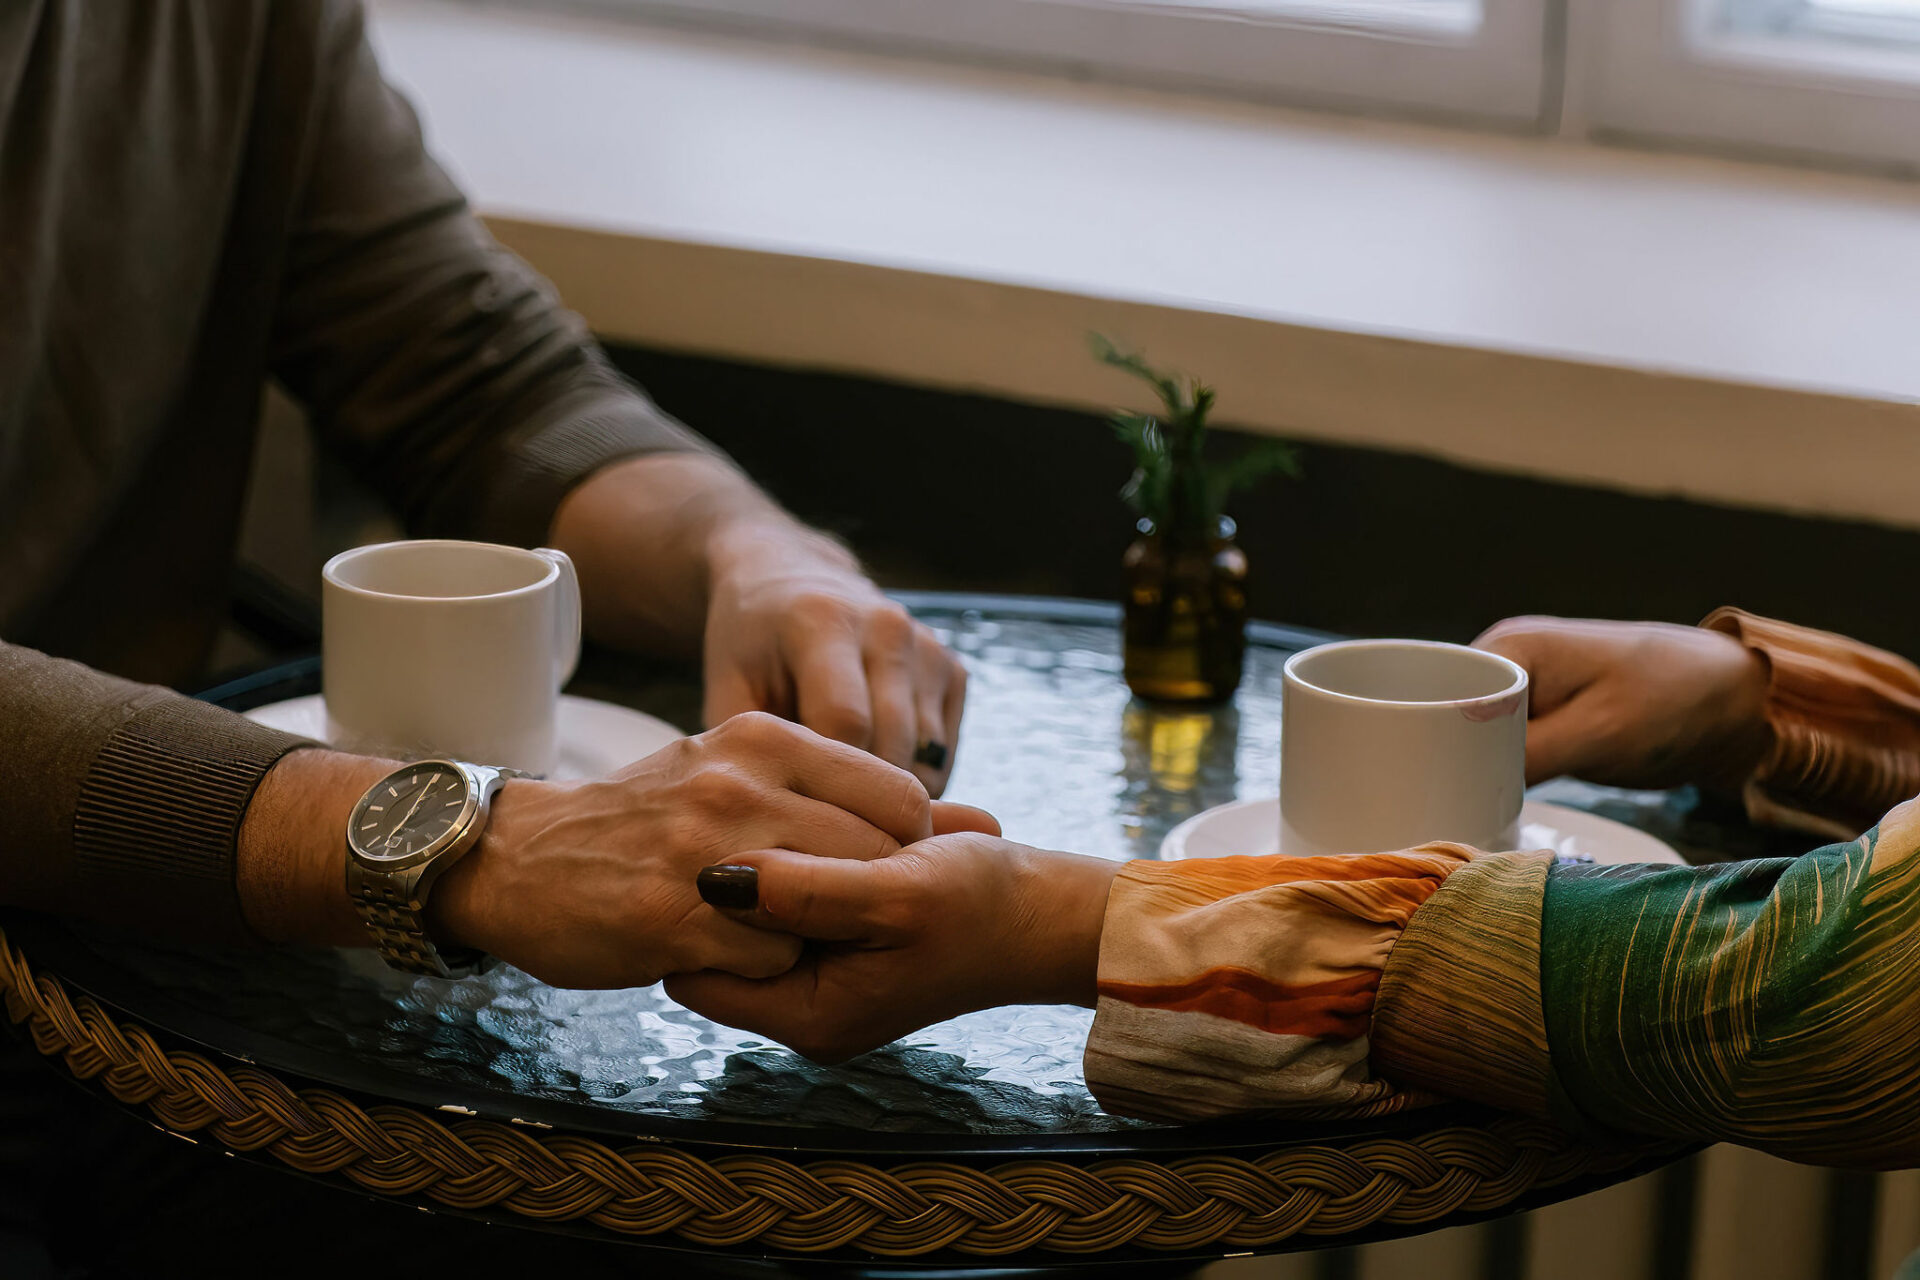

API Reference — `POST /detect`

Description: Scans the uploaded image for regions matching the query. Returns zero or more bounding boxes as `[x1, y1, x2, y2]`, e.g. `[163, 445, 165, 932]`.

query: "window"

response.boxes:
[551, 0, 1920, 169]
[1578, 0, 1920, 169]
[1723, 0, 1920, 50]
[587, 0, 1553, 123]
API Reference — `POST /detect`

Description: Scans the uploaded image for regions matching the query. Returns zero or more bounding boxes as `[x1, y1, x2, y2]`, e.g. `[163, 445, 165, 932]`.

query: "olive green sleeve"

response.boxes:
[271, 0, 725, 548]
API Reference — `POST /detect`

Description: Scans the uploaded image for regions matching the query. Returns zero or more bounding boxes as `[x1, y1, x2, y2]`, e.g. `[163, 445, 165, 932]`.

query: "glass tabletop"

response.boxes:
[30, 595, 1806, 1154]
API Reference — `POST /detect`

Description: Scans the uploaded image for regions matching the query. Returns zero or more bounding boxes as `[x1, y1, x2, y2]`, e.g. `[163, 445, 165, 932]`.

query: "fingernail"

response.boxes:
[698, 865, 758, 911]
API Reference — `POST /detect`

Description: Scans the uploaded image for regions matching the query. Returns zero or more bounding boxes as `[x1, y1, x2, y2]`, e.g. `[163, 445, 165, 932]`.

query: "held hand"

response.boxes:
[702, 524, 967, 797]
[427, 712, 958, 990]
[665, 833, 1119, 1064]
[1474, 616, 1773, 792]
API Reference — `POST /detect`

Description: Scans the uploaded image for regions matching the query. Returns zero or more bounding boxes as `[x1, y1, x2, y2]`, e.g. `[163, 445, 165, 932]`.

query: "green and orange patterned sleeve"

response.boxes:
[1087, 814, 1920, 1168]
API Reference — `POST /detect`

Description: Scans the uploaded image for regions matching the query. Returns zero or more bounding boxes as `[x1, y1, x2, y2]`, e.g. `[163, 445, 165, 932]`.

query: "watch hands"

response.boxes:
[392, 774, 437, 837]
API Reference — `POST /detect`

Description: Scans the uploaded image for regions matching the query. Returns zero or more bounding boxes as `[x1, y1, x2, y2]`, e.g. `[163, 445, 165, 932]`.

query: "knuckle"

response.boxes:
[887, 768, 932, 831]
[654, 736, 702, 770]
[864, 602, 914, 647]
[713, 710, 786, 752]
[686, 763, 757, 811]
[787, 592, 853, 634]
[816, 704, 873, 745]
[916, 622, 955, 663]
[1474, 617, 1526, 647]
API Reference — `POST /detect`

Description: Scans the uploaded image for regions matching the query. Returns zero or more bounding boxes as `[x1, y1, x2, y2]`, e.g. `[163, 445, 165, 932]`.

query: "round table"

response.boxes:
[3, 595, 1791, 1273]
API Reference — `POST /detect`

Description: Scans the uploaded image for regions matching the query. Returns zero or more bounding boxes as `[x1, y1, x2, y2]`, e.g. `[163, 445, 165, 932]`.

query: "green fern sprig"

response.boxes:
[1092, 334, 1298, 538]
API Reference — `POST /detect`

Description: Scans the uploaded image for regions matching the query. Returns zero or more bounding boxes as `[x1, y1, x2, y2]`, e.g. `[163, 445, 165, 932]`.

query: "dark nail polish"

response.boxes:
[697, 865, 759, 911]
[914, 740, 949, 771]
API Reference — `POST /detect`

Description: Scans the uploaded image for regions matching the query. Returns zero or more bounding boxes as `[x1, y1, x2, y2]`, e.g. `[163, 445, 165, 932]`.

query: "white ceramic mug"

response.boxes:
[1279, 639, 1527, 856]
[322, 540, 581, 777]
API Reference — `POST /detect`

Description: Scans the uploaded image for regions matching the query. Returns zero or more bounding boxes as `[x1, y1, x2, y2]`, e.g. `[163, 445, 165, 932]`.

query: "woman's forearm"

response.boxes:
[1089, 808, 1920, 1168]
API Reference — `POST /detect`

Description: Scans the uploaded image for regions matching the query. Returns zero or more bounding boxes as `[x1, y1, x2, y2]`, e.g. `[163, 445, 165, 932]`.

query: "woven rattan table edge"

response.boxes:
[1, 922, 1684, 1260]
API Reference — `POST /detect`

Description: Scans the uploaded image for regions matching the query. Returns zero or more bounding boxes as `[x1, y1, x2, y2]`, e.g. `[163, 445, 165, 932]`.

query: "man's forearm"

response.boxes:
[548, 453, 858, 656]
[236, 748, 396, 948]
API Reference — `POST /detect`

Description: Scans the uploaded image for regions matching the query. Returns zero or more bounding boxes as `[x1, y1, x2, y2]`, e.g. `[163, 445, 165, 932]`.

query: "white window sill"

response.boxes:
[370, 0, 1920, 531]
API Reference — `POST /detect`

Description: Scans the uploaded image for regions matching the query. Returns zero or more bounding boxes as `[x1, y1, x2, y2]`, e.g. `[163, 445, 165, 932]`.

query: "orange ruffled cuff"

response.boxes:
[1702, 608, 1920, 841]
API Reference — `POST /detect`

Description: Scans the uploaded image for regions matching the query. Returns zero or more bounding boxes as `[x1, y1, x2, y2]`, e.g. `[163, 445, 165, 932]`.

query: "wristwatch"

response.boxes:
[345, 759, 514, 978]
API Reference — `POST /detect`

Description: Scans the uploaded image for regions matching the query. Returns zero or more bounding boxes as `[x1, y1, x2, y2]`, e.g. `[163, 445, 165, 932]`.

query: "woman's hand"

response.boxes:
[428, 712, 972, 990]
[664, 833, 1120, 1063]
[1474, 616, 1773, 792]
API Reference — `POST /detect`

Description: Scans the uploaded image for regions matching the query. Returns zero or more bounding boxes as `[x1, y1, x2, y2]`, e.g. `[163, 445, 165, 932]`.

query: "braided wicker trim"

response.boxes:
[0, 925, 1663, 1257]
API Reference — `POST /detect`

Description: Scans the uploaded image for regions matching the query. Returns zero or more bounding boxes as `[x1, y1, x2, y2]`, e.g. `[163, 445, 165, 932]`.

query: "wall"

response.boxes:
[606, 344, 1920, 657]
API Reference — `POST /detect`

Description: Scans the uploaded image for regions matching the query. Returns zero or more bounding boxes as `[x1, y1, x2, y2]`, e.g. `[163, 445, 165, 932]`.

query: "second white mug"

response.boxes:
[322, 539, 581, 777]
[1279, 638, 1528, 856]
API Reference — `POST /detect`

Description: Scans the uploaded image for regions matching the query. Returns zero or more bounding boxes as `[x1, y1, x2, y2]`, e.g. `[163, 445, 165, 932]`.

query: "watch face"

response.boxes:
[351, 763, 470, 863]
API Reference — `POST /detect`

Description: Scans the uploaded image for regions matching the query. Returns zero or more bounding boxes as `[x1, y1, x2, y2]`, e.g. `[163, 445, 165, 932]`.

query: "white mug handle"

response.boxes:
[533, 547, 581, 688]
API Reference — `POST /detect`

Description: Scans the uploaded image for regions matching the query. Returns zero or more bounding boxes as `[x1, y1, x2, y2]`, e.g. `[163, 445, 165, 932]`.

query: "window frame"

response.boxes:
[569, 0, 1554, 125]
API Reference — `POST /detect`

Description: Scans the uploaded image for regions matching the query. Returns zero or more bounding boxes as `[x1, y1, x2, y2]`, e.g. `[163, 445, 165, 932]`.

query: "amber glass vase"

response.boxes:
[1121, 515, 1250, 703]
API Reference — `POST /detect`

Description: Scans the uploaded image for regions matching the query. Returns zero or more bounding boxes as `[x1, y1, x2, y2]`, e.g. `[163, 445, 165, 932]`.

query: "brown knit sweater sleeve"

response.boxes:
[1701, 607, 1920, 840]
[0, 639, 309, 943]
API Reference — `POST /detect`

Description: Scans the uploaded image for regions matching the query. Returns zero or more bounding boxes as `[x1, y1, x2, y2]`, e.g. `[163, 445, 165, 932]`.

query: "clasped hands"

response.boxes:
[432, 612, 1776, 1065]
[425, 709, 1115, 1057]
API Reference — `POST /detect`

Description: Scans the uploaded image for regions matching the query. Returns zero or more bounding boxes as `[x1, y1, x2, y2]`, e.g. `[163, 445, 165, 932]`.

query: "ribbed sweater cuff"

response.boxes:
[73, 697, 312, 943]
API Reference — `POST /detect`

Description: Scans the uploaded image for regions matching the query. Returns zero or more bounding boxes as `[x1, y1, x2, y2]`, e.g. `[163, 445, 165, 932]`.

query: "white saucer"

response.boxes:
[243, 695, 685, 781]
[1160, 796, 1683, 866]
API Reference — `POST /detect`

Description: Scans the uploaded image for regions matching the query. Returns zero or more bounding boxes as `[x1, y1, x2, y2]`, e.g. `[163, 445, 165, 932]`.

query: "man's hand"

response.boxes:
[425, 713, 950, 990]
[665, 833, 1119, 1064]
[703, 522, 967, 796]
[550, 455, 968, 796]
[1474, 616, 1774, 793]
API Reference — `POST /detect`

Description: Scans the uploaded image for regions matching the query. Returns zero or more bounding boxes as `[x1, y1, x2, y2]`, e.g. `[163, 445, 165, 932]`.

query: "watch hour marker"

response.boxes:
[368, 804, 384, 812]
